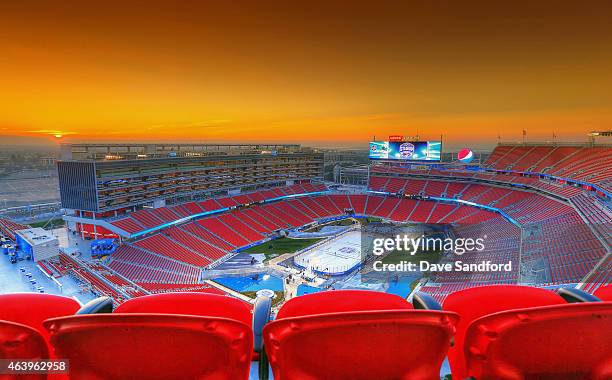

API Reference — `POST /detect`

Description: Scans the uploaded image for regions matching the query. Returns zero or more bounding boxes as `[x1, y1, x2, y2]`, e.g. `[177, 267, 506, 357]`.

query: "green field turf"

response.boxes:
[242, 290, 285, 307]
[242, 237, 323, 261]
[28, 218, 65, 229]
[304, 217, 357, 232]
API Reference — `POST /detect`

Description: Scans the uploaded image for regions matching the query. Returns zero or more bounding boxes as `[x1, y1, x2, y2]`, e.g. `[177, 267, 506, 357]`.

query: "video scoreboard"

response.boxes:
[369, 140, 442, 161]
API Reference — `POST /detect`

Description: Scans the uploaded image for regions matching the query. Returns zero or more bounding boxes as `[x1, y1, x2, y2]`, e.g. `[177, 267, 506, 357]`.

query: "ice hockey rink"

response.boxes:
[293, 230, 362, 275]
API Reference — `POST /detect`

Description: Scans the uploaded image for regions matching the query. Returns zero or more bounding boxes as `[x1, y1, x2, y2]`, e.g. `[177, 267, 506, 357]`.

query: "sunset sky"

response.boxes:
[1, 1, 612, 149]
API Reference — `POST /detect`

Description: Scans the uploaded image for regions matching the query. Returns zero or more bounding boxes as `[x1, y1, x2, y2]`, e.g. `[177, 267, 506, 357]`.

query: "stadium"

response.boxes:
[0, 138, 610, 379]
[2, 2, 612, 377]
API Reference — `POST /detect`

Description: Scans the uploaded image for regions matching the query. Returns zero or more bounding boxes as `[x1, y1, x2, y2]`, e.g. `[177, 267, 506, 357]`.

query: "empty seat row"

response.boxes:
[0, 217, 28, 240]
[0, 285, 610, 379]
[107, 183, 328, 235]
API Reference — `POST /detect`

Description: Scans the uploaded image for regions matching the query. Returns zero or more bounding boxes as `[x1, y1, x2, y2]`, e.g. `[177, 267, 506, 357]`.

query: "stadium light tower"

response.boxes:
[588, 130, 612, 145]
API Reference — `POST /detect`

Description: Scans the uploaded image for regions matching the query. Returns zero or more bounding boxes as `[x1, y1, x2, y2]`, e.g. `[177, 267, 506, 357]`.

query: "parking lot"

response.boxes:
[0, 169, 59, 208]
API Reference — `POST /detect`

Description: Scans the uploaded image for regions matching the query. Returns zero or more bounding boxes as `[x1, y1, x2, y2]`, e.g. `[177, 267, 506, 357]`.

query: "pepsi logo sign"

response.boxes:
[458, 148, 474, 163]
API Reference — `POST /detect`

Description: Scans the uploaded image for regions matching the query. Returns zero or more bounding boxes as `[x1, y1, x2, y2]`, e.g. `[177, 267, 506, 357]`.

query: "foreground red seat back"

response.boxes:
[114, 292, 252, 325]
[594, 284, 612, 301]
[276, 289, 414, 318]
[0, 320, 48, 379]
[0, 294, 80, 351]
[465, 302, 612, 380]
[442, 285, 566, 379]
[44, 313, 253, 380]
[264, 290, 458, 380]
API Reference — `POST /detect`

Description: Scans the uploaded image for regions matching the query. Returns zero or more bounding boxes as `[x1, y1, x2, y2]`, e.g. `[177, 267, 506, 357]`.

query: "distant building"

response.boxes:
[322, 149, 368, 166]
[40, 156, 57, 167]
[14, 228, 59, 261]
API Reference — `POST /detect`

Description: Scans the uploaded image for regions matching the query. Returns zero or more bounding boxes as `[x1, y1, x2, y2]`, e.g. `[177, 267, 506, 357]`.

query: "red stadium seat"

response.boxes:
[114, 292, 252, 326]
[44, 313, 253, 380]
[594, 284, 612, 301]
[442, 285, 566, 379]
[0, 294, 80, 354]
[464, 303, 612, 380]
[276, 289, 414, 317]
[0, 320, 49, 378]
[45, 293, 253, 380]
[264, 290, 458, 380]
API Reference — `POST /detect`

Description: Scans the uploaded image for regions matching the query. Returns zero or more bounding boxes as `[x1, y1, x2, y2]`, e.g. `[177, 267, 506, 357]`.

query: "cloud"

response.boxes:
[185, 120, 231, 128]
[24, 129, 78, 136]
[143, 119, 233, 132]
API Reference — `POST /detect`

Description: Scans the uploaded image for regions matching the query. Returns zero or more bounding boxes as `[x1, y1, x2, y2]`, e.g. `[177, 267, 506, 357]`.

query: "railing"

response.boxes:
[0, 202, 62, 216]
[497, 141, 611, 147]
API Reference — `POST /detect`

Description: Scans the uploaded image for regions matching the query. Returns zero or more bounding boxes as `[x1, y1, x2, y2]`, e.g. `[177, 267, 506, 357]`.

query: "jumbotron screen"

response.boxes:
[369, 141, 442, 161]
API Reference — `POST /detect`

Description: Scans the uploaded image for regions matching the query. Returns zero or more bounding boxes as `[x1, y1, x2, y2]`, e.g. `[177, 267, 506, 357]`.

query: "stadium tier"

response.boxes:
[134, 234, 212, 267]
[372, 167, 578, 199]
[484, 144, 612, 187]
[51, 253, 131, 305]
[571, 192, 612, 247]
[0, 218, 28, 240]
[107, 245, 202, 284]
[57, 177, 607, 300]
[366, 172, 609, 299]
[198, 217, 252, 247]
[103, 183, 328, 238]
[372, 166, 608, 199]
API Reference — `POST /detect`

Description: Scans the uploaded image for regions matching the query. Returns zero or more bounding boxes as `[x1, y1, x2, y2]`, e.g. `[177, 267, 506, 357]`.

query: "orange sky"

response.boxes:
[1, 1, 612, 149]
